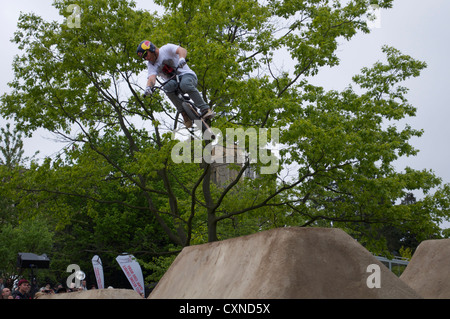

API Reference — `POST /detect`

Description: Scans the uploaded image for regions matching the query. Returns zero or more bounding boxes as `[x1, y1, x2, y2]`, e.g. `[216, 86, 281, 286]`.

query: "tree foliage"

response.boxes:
[0, 123, 26, 169]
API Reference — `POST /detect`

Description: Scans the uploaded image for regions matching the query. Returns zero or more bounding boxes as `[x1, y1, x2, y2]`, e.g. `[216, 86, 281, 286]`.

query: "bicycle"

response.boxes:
[146, 67, 216, 140]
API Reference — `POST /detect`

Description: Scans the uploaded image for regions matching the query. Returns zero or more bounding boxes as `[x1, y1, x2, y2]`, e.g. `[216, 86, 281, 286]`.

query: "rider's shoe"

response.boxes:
[181, 112, 193, 129]
[201, 108, 215, 120]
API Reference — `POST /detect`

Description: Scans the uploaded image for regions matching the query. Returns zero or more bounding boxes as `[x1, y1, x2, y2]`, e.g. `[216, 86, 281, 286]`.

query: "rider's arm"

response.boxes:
[176, 46, 187, 59]
[143, 74, 157, 97]
[147, 74, 156, 88]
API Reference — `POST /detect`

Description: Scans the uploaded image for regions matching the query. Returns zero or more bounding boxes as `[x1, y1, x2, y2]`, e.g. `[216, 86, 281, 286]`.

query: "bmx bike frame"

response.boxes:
[152, 71, 215, 140]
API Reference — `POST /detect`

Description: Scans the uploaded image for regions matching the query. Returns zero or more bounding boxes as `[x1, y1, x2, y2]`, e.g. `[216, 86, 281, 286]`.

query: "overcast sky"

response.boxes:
[1, 0, 449, 191]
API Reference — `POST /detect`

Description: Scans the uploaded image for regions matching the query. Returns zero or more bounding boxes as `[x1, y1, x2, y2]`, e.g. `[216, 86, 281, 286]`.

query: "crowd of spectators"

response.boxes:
[0, 277, 95, 299]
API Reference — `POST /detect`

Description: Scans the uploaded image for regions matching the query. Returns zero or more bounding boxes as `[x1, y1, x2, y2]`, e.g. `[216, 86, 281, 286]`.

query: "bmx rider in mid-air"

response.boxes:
[137, 40, 214, 128]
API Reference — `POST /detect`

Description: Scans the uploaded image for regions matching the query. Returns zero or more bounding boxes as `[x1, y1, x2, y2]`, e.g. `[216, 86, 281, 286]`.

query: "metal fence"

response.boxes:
[375, 256, 409, 276]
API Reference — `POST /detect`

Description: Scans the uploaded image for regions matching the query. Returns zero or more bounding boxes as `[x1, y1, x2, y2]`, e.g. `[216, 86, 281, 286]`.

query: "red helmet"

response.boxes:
[136, 40, 156, 59]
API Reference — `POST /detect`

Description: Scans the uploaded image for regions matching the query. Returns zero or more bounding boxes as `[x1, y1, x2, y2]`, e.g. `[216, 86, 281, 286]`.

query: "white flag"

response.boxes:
[116, 254, 145, 296]
[92, 255, 104, 289]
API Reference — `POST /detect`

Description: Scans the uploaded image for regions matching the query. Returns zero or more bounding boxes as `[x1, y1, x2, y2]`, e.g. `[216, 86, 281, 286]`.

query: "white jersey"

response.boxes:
[147, 43, 195, 80]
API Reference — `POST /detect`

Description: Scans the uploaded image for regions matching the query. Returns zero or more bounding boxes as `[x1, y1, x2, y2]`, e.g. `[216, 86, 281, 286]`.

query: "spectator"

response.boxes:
[68, 282, 78, 292]
[12, 279, 32, 299]
[1, 287, 13, 299]
[5, 278, 14, 290]
[43, 283, 52, 292]
[53, 283, 64, 293]
[39, 284, 54, 295]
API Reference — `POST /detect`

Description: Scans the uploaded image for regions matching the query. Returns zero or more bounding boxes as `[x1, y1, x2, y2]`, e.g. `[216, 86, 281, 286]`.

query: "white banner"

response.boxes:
[92, 255, 104, 289]
[116, 254, 145, 296]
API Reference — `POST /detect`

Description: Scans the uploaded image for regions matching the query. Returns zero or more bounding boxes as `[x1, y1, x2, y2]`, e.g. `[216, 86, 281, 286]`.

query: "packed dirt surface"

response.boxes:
[36, 288, 143, 299]
[149, 227, 421, 299]
[400, 238, 450, 299]
[37, 228, 450, 299]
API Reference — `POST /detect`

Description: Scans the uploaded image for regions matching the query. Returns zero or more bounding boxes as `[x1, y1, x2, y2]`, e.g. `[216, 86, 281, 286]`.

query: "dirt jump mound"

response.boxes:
[400, 238, 450, 298]
[149, 227, 420, 299]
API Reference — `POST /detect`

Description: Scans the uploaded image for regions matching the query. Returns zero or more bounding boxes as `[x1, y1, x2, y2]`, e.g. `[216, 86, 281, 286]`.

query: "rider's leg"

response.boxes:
[163, 80, 192, 128]
[179, 74, 214, 119]
[163, 79, 184, 112]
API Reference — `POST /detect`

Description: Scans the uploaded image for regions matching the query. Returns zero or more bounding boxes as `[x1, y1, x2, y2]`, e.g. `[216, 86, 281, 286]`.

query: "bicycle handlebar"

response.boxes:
[144, 71, 178, 98]
[149, 58, 189, 93]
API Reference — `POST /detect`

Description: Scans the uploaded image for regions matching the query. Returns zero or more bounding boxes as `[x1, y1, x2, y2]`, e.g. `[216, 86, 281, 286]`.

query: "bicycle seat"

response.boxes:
[181, 94, 190, 101]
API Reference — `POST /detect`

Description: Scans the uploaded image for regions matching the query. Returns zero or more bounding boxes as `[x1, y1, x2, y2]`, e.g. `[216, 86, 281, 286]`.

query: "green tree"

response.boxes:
[0, 218, 54, 280]
[1, 0, 449, 259]
[0, 123, 25, 169]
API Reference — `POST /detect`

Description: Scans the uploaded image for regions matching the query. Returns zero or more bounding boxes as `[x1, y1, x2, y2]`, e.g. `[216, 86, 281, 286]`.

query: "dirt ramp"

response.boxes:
[400, 238, 450, 298]
[36, 288, 143, 299]
[149, 227, 420, 299]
